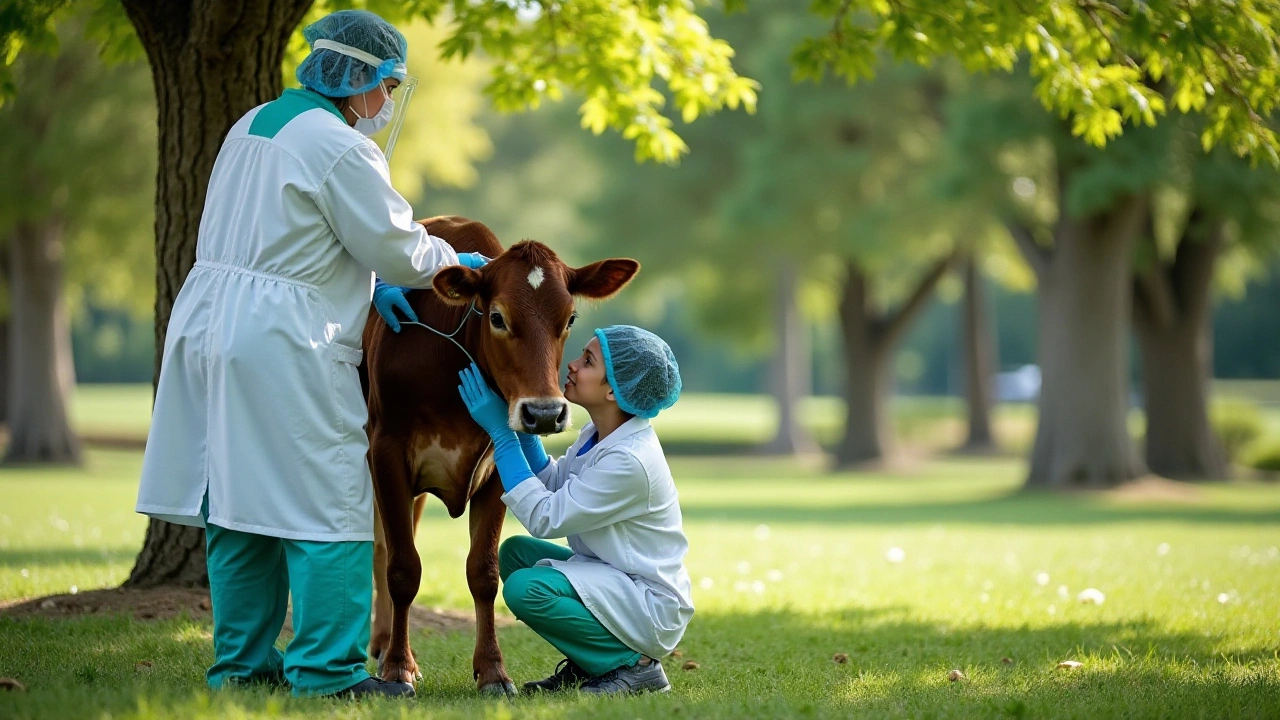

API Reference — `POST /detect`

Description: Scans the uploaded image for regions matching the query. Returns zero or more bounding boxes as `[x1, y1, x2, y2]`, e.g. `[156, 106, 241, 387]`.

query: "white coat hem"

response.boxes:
[135, 504, 205, 528]
[548, 563, 680, 659]
[206, 515, 373, 543]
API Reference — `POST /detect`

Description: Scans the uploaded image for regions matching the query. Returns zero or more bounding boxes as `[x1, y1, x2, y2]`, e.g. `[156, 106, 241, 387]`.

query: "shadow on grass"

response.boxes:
[681, 493, 1280, 527]
[1, 605, 1276, 718]
[0, 548, 140, 568]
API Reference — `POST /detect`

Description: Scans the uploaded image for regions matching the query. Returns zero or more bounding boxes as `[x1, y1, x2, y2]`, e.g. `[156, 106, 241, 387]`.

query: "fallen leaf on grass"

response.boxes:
[682, 661, 699, 671]
[1057, 660, 1083, 669]
[135, 661, 153, 673]
[832, 653, 849, 664]
[0, 678, 26, 692]
[1001, 657, 1013, 665]
[948, 669, 965, 682]
[671, 649, 684, 658]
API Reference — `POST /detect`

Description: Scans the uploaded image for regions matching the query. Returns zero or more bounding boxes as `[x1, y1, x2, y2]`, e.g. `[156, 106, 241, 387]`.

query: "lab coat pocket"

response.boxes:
[330, 341, 368, 443]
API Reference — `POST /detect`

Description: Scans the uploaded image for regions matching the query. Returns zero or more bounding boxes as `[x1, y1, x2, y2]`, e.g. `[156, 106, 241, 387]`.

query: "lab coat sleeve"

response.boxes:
[315, 141, 459, 288]
[504, 450, 651, 539]
[535, 452, 574, 492]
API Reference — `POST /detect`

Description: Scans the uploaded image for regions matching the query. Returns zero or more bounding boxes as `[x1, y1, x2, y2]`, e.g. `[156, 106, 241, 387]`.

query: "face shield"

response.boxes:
[380, 76, 416, 163]
[308, 38, 416, 162]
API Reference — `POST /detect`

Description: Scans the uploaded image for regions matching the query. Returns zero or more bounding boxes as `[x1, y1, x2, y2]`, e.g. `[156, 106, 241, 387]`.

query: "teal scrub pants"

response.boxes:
[203, 502, 372, 696]
[499, 536, 641, 676]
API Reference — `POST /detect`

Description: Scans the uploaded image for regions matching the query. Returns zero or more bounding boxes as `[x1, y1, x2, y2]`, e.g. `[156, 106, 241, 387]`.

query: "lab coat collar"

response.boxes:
[577, 416, 650, 461]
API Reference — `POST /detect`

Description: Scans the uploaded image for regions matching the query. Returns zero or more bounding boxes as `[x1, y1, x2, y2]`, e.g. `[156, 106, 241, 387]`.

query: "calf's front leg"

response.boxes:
[468, 473, 517, 696]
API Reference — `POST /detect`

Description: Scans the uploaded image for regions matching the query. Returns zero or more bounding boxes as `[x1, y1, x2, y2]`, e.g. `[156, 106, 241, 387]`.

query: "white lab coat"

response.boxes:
[135, 90, 458, 542]
[502, 417, 695, 658]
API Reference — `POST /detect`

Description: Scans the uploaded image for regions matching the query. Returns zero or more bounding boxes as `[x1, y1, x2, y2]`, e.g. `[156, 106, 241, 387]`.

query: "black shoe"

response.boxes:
[327, 675, 416, 699]
[580, 658, 671, 695]
[522, 658, 591, 693]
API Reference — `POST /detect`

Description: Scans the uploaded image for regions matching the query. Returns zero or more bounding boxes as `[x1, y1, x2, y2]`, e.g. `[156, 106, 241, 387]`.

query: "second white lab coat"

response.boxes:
[502, 417, 695, 658]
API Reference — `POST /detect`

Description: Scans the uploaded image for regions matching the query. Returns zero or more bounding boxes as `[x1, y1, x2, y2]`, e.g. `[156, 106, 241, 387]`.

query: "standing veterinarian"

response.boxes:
[134, 9, 485, 699]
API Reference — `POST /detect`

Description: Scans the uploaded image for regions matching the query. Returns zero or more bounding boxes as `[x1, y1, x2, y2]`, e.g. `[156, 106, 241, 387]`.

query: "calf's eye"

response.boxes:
[490, 312, 507, 331]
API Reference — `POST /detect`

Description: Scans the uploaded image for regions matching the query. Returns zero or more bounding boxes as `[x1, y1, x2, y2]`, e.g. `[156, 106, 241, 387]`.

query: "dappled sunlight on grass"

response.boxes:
[2, 449, 1278, 717]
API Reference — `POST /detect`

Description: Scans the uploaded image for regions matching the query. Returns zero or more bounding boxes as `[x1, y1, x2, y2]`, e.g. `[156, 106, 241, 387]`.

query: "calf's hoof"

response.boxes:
[379, 655, 421, 686]
[479, 680, 519, 697]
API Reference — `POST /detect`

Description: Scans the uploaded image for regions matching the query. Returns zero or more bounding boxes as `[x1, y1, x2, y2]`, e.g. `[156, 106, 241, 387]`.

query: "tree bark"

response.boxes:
[835, 255, 953, 467]
[763, 260, 820, 455]
[959, 252, 997, 451]
[0, 318, 8, 426]
[1133, 210, 1227, 479]
[122, 0, 314, 588]
[1016, 194, 1148, 489]
[0, 241, 9, 426]
[3, 220, 83, 465]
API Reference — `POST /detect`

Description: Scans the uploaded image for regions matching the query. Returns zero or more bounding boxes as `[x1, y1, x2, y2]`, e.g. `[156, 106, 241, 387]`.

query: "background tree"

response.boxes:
[1133, 144, 1280, 478]
[794, 0, 1280, 486]
[0, 16, 155, 465]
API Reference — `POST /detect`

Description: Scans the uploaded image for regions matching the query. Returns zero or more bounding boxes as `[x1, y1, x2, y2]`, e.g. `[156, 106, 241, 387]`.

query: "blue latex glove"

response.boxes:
[517, 433, 551, 474]
[457, 363, 511, 439]
[457, 252, 490, 270]
[372, 280, 418, 333]
[458, 364, 535, 492]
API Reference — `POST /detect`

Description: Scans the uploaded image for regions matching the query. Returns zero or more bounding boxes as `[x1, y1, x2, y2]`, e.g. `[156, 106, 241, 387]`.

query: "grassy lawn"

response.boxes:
[2, 450, 1279, 718]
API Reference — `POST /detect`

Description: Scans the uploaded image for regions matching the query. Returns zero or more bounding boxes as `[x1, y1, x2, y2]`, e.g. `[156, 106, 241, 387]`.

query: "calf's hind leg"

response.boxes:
[370, 444, 422, 685]
[370, 495, 426, 670]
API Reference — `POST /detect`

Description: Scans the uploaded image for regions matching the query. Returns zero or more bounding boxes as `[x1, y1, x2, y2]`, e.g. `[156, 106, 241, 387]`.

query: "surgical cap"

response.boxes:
[296, 10, 408, 98]
[595, 326, 682, 419]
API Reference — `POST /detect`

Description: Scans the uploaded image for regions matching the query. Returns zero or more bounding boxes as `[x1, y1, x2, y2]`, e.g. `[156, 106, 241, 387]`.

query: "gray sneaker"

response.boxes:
[523, 658, 590, 693]
[580, 658, 671, 695]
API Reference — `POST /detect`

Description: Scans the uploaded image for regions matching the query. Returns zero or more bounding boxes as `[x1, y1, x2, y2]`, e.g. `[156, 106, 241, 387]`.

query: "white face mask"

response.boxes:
[354, 86, 394, 137]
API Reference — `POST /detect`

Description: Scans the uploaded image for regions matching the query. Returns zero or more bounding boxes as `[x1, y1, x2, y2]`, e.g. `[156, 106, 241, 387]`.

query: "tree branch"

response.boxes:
[878, 252, 957, 349]
[1004, 220, 1051, 278]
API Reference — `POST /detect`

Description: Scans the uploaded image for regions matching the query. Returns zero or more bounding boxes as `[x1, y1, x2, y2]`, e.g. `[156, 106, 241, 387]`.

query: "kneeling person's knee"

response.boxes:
[498, 536, 538, 580]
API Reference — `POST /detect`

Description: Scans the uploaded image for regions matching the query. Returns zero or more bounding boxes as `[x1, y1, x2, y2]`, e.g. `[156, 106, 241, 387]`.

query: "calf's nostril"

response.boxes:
[520, 405, 537, 429]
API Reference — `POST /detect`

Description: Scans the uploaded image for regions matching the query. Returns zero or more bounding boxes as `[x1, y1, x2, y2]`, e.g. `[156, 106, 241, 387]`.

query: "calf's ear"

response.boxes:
[433, 266, 483, 306]
[567, 258, 640, 300]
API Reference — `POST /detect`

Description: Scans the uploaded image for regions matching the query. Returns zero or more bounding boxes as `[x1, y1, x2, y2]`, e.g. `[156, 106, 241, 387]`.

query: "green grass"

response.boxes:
[2, 450, 1279, 718]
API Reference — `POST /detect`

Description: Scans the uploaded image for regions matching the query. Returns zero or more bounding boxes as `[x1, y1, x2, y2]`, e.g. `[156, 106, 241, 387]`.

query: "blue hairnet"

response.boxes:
[595, 326, 682, 419]
[296, 10, 408, 97]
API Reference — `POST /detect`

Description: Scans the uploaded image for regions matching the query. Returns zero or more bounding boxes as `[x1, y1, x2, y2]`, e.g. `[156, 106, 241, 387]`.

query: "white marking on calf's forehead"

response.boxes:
[527, 266, 545, 289]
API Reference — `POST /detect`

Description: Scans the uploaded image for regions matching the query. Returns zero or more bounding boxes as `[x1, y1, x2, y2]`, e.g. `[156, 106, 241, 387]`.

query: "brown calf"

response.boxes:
[360, 216, 639, 694]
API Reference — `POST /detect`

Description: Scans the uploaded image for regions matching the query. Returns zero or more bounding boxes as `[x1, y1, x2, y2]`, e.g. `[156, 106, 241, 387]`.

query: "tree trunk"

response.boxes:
[0, 319, 9, 426]
[1133, 211, 1227, 479]
[122, 0, 314, 588]
[835, 255, 953, 467]
[763, 261, 820, 455]
[959, 252, 997, 451]
[3, 221, 82, 465]
[1013, 195, 1147, 489]
[0, 242, 9, 426]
